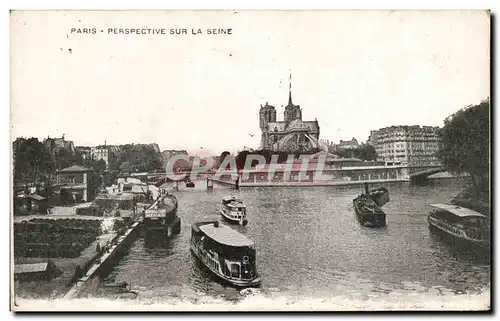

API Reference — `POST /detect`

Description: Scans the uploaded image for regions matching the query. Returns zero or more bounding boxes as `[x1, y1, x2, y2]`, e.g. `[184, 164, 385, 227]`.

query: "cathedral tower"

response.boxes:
[259, 102, 276, 129]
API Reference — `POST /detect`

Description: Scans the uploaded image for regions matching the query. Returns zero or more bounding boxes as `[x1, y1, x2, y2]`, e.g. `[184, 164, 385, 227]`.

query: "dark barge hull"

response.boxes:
[141, 216, 181, 238]
[353, 198, 387, 227]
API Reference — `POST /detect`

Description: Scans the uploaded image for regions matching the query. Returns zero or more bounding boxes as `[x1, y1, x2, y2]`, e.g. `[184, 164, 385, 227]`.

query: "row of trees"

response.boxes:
[13, 139, 164, 191]
[108, 144, 162, 174]
[13, 138, 54, 184]
[334, 144, 377, 161]
[219, 149, 322, 170]
[218, 144, 377, 170]
[13, 138, 107, 197]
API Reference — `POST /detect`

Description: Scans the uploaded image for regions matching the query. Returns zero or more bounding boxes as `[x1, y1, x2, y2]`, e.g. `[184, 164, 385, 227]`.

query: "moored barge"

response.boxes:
[142, 192, 181, 238]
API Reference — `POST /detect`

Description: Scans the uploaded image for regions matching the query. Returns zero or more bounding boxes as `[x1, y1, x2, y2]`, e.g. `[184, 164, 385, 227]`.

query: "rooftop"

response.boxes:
[15, 262, 49, 274]
[58, 165, 91, 173]
[430, 204, 488, 218]
[27, 194, 46, 201]
[198, 222, 254, 247]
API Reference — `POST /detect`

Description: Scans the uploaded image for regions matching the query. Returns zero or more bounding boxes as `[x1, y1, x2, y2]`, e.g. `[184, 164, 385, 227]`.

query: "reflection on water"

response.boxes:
[101, 178, 490, 302]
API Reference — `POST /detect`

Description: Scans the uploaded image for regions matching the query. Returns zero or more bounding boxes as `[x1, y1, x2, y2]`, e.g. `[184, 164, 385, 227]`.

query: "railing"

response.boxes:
[463, 226, 489, 241]
[429, 217, 489, 241]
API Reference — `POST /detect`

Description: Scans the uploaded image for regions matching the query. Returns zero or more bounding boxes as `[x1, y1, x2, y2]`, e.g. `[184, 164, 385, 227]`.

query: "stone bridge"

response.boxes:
[408, 166, 447, 184]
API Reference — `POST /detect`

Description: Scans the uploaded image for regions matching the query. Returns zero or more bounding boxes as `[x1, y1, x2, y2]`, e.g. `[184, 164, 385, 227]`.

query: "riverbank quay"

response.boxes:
[210, 169, 464, 188]
[213, 177, 407, 187]
[13, 223, 115, 299]
[63, 221, 140, 299]
[13, 204, 140, 300]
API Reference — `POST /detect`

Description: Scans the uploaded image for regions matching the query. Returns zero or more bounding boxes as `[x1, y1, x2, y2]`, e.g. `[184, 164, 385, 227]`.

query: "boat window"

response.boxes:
[459, 217, 485, 228]
[230, 263, 240, 278]
[222, 261, 231, 276]
[119, 200, 134, 210]
[434, 210, 460, 224]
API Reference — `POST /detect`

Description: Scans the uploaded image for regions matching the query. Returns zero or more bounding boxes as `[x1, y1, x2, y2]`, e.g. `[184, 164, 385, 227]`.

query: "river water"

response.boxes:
[99, 178, 490, 307]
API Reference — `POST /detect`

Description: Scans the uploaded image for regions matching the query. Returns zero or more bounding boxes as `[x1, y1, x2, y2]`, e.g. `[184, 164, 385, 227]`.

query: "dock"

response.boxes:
[63, 222, 140, 299]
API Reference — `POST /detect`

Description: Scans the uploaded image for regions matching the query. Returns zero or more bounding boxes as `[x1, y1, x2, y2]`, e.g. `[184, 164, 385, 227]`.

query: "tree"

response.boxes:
[219, 151, 231, 169]
[235, 150, 250, 170]
[357, 144, 377, 161]
[55, 148, 80, 170]
[108, 144, 162, 174]
[12, 137, 55, 184]
[437, 98, 490, 198]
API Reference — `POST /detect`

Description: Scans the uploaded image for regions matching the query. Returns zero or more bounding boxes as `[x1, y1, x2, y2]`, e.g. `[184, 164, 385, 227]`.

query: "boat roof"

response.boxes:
[430, 204, 488, 218]
[222, 196, 244, 203]
[227, 202, 246, 207]
[198, 223, 254, 247]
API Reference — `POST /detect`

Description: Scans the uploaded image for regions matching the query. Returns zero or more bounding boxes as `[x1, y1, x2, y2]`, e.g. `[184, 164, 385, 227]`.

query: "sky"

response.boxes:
[10, 10, 490, 156]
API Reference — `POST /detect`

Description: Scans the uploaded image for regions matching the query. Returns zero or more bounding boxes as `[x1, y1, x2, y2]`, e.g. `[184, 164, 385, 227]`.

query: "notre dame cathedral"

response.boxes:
[259, 78, 322, 152]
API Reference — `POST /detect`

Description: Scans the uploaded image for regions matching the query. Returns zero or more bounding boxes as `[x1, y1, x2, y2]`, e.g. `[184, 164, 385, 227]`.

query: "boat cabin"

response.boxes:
[191, 221, 257, 281]
[429, 204, 490, 229]
[222, 196, 246, 210]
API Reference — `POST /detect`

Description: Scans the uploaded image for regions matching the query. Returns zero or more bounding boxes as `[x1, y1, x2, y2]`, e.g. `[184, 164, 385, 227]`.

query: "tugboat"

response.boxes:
[219, 196, 248, 226]
[185, 178, 195, 188]
[142, 191, 181, 239]
[190, 221, 261, 287]
[353, 183, 389, 227]
[428, 203, 490, 250]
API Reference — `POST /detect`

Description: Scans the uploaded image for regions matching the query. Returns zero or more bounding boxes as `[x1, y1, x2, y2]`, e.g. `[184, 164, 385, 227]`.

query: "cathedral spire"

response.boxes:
[288, 71, 293, 106]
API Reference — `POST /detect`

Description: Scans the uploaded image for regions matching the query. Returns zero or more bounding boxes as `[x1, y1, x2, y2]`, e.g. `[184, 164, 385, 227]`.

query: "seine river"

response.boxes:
[99, 178, 490, 306]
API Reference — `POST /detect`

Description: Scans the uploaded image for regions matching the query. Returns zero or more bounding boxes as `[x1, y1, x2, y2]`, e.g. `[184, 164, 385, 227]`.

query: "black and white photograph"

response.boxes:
[9, 9, 491, 311]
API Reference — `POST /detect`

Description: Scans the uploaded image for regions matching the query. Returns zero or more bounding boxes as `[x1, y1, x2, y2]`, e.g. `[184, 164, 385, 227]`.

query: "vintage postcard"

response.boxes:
[10, 9, 490, 311]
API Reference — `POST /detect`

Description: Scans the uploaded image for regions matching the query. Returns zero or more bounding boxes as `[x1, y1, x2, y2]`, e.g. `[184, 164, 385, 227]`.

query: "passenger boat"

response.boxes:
[190, 221, 261, 287]
[219, 196, 248, 226]
[352, 183, 388, 227]
[428, 203, 490, 249]
[142, 192, 181, 238]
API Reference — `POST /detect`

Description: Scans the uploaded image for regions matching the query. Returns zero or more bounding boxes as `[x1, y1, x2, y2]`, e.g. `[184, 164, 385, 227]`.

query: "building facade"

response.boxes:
[75, 146, 92, 160]
[259, 78, 322, 152]
[90, 146, 109, 168]
[368, 125, 441, 166]
[336, 138, 360, 150]
[43, 135, 75, 155]
[52, 165, 93, 204]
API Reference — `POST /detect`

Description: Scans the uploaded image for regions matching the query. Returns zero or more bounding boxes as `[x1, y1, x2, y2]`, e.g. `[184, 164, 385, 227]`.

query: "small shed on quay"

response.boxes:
[14, 260, 62, 282]
[13, 193, 51, 216]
